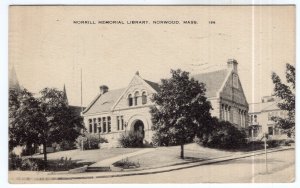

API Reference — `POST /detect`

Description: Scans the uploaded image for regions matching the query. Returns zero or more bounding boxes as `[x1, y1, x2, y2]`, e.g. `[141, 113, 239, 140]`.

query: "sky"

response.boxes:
[9, 5, 295, 107]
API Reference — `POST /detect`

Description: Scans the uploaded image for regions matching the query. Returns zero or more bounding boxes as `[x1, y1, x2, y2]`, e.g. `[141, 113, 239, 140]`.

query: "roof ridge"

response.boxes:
[261, 101, 279, 111]
[192, 68, 227, 76]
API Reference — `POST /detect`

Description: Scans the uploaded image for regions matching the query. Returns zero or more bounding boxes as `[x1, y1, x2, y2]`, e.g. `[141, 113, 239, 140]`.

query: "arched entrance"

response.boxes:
[132, 120, 145, 139]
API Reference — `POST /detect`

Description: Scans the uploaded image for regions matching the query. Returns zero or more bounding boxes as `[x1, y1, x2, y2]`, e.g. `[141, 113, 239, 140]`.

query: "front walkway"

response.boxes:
[89, 148, 155, 167]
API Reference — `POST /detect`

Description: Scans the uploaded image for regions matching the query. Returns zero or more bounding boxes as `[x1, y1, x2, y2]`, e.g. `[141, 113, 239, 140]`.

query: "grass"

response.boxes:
[31, 148, 142, 165]
[121, 143, 245, 169]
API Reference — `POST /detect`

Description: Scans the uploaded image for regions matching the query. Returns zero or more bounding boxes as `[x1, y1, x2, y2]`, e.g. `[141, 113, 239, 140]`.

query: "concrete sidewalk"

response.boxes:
[9, 146, 294, 182]
[89, 148, 155, 167]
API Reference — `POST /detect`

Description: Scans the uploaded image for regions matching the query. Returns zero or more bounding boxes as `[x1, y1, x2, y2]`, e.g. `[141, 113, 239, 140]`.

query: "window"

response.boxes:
[93, 118, 97, 133]
[254, 115, 257, 122]
[98, 118, 102, 133]
[134, 91, 139, 106]
[117, 116, 120, 130]
[108, 117, 111, 132]
[142, 92, 147, 104]
[103, 117, 106, 132]
[228, 106, 231, 122]
[89, 119, 93, 133]
[128, 94, 133, 106]
[268, 126, 273, 135]
[121, 116, 124, 130]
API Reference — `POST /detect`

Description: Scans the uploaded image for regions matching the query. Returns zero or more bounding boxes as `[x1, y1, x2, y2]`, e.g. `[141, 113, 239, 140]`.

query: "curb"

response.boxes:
[12, 147, 294, 181]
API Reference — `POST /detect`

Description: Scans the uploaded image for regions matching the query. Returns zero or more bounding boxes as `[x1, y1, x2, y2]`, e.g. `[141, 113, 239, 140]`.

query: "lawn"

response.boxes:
[121, 143, 244, 169]
[32, 147, 142, 164]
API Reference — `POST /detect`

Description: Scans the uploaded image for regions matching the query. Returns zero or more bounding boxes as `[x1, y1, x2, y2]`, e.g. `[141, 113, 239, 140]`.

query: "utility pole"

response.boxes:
[80, 68, 84, 151]
[264, 133, 268, 173]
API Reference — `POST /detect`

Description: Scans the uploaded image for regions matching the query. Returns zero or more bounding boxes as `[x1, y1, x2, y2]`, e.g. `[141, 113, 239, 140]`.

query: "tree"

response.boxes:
[9, 89, 45, 152]
[150, 69, 212, 159]
[271, 63, 295, 137]
[9, 87, 83, 164]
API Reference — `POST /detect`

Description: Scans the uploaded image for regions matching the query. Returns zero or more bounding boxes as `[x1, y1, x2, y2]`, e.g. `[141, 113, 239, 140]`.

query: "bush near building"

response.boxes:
[56, 140, 76, 151]
[197, 120, 247, 150]
[76, 133, 108, 150]
[118, 132, 144, 148]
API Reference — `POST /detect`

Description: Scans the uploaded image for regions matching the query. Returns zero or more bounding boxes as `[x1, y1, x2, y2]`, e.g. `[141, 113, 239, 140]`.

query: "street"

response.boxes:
[21, 149, 294, 183]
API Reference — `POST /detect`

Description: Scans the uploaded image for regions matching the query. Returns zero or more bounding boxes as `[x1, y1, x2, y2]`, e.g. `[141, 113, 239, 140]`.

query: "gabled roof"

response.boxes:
[192, 69, 229, 98]
[83, 69, 230, 115]
[83, 88, 125, 115]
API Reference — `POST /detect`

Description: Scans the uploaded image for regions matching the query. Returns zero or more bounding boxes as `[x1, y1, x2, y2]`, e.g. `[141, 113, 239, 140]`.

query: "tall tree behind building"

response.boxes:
[271, 63, 295, 137]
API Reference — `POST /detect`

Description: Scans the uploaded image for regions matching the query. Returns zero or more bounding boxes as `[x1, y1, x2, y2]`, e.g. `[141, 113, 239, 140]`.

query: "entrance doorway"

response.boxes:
[133, 120, 145, 139]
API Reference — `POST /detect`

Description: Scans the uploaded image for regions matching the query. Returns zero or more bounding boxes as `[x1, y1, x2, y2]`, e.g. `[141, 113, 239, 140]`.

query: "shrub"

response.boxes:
[245, 140, 265, 151]
[118, 132, 143, 148]
[266, 139, 290, 148]
[284, 139, 294, 146]
[9, 153, 22, 170]
[57, 140, 76, 151]
[9, 157, 46, 171]
[20, 144, 37, 156]
[113, 158, 140, 169]
[197, 120, 247, 150]
[9, 156, 92, 171]
[76, 133, 108, 150]
[266, 139, 281, 148]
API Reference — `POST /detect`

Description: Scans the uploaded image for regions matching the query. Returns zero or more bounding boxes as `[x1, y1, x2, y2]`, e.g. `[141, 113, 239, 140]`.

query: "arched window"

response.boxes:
[134, 91, 139, 106]
[142, 91, 147, 105]
[128, 94, 133, 106]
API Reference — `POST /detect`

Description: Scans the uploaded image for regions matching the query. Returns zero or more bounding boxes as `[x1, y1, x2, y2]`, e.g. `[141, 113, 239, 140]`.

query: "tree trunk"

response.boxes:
[43, 143, 47, 168]
[180, 144, 184, 159]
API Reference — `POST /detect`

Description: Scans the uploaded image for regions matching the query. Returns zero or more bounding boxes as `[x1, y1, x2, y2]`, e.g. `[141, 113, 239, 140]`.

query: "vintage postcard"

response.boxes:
[8, 5, 295, 183]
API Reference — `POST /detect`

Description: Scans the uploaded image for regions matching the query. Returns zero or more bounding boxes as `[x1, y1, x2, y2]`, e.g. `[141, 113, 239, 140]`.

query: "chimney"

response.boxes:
[99, 85, 109, 94]
[227, 59, 238, 73]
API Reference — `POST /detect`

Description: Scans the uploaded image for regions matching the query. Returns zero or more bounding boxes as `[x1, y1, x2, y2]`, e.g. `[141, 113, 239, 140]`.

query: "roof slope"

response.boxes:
[83, 88, 125, 115]
[192, 69, 229, 98]
[83, 69, 229, 115]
